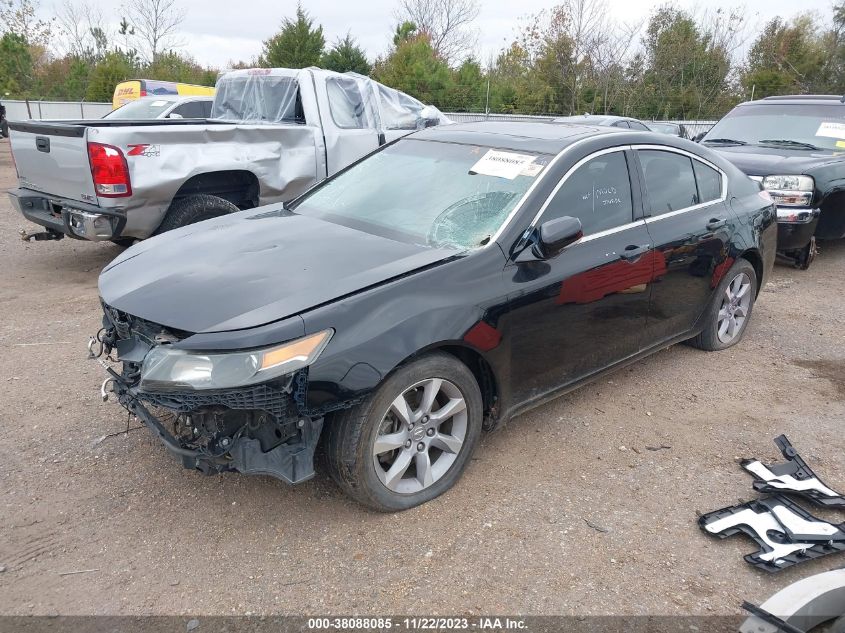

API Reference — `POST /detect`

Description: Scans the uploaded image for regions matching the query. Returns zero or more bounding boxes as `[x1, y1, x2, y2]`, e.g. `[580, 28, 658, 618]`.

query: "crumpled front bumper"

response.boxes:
[95, 330, 324, 485]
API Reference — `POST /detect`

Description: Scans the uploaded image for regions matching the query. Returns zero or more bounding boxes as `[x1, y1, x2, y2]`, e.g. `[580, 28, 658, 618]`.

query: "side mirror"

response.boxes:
[536, 216, 583, 258]
[168, 112, 183, 119]
[692, 132, 705, 143]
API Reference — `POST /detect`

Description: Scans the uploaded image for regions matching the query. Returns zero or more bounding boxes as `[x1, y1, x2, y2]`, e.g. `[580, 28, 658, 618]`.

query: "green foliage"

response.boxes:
[260, 4, 325, 69]
[84, 51, 135, 101]
[743, 15, 829, 97]
[322, 34, 371, 74]
[0, 32, 34, 97]
[372, 33, 452, 106]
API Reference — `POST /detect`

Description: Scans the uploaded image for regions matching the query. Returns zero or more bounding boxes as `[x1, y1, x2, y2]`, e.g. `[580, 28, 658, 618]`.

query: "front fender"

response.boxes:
[301, 247, 510, 412]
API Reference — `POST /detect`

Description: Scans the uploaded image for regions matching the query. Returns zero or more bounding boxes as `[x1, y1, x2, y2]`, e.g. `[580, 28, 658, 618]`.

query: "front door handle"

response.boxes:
[619, 244, 650, 261]
[706, 217, 727, 230]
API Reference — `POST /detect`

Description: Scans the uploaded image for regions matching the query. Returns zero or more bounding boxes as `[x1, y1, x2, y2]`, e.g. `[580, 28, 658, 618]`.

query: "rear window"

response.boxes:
[211, 74, 303, 123]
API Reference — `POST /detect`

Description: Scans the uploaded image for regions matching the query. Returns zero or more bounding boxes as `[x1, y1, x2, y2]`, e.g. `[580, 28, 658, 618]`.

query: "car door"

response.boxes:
[319, 75, 380, 176]
[634, 146, 733, 345]
[501, 147, 657, 405]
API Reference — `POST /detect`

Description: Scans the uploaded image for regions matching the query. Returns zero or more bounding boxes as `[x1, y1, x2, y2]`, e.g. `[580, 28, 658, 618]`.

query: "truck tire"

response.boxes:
[322, 352, 483, 512]
[1, 119, 8, 138]
[687, 258, 757, 351]
[155, 194, 239, 235]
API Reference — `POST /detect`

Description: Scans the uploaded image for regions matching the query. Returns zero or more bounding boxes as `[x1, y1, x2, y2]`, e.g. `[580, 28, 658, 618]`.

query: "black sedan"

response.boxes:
[94, 122, 777, 511]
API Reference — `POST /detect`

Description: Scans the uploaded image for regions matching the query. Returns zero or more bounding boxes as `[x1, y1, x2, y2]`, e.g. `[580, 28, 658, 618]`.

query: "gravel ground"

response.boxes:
[0, 136, 843, 617]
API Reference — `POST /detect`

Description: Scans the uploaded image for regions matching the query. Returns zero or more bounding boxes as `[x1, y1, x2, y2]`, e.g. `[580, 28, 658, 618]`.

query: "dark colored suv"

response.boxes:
[701, 95, 845, 269]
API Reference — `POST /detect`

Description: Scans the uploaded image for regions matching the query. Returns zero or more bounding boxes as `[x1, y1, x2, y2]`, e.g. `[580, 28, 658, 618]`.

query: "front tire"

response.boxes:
[323, 352, 483, 512]
[155, 194, 239, 235]
[688, 258, 757, 351]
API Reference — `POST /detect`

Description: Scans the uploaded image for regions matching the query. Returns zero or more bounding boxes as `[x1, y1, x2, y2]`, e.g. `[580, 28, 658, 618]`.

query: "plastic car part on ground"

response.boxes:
[743, 434, 845, 509]
[739, 567, 845, 633]
[698, 495, 845, 572]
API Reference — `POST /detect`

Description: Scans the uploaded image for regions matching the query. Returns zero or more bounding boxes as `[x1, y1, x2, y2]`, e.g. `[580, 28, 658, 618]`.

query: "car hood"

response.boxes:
[709, 144, 844, 176]
[99, 207, 457, 333]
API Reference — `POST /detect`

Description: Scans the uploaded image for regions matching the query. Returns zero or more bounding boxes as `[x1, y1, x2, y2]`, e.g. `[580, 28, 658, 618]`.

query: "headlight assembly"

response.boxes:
[139, 329, 333, 391]
[762, 175, 814, 207]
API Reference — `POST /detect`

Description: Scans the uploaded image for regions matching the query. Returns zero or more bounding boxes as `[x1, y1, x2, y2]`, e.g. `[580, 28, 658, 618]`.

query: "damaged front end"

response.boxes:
[90, 303, 325, 484]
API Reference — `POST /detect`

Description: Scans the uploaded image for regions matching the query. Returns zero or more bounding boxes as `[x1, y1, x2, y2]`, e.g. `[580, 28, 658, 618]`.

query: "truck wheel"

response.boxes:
[322, 352, 483, 512]
[155, 194, 239, 234]
[1, 120, 8, 138]
[687, 258, 757, 351]
[793, 236, 817, 270]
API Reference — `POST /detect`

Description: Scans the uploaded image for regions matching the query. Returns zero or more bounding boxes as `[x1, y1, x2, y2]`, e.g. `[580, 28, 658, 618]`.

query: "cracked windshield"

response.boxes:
[294, 139, 550, 249]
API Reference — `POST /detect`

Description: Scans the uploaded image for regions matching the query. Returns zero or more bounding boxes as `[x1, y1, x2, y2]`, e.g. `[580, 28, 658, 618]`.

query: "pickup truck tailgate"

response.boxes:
[10, 123, 98, 205]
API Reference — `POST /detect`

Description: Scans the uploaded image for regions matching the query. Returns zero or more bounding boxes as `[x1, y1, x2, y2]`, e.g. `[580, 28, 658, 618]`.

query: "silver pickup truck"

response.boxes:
[7, 68, 449, 244]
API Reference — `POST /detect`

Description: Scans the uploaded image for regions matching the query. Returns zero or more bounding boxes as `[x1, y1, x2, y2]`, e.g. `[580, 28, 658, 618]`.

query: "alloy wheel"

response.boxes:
[372, 378, 468, 494]
[717, 272, 752, 343]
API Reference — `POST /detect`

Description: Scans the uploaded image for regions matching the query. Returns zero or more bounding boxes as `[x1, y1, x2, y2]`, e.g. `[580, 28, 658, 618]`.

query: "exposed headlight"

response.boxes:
[139, 330, 333, 391]
[762, 175, 814, 207]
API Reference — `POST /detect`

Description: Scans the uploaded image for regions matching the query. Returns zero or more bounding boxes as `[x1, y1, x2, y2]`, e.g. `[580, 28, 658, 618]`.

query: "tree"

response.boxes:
[125, 0, 185, 63]
[372, 32, 452, 105]
[0, 0, 53, 48]
[56, 0, 108, 60]
[395, 0, 479, 63]
[0, 32, 34, 97]
[743, 15, 827, 97]
[84, 50, 135, 101]
[260, 4, 325, 69]
[322, 33, 371, 74]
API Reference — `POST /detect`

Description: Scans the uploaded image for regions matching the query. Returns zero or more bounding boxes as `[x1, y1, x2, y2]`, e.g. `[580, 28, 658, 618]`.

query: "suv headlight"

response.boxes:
[762, 175, 814, 207]
[139, 329, 333, 391]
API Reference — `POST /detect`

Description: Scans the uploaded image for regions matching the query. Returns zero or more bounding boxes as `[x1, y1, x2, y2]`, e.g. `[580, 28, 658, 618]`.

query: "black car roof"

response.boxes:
[410, 121, 626, 154]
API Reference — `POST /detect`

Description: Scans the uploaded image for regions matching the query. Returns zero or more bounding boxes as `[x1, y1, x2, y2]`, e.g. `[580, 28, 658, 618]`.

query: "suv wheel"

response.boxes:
[323, 352, 483, 511]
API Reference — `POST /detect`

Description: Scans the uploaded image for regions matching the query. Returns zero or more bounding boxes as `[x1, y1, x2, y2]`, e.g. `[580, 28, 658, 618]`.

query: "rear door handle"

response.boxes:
[706, 217, 727, 230]
[619, 244, 650, 261]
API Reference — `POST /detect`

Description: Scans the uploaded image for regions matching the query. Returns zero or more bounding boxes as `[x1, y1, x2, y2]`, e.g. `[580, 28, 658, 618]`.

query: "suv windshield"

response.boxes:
[104, 98, 174, 119]
[294, 139, 550, 249]
[704, 103, 845, 151]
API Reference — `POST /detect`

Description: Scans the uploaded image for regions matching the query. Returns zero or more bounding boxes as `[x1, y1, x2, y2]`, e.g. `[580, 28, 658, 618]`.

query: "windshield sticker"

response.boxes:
[470, 150, 537, 180]
[151, 100, 169, 107]
[815, 121, 845, 140]
[520, 163, 544, 177]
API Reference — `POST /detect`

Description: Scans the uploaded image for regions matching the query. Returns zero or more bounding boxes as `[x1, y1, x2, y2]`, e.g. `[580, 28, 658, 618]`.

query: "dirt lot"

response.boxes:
[0, 136, 843, 617]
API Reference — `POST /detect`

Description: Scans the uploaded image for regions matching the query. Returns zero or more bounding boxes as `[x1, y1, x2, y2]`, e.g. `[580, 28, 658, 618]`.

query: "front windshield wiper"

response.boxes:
[702, 138, 748, 146]
[758, 139, 821, 151]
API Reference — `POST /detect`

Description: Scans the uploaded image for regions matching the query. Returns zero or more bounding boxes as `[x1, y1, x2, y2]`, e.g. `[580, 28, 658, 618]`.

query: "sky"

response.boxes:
[71, 0, 837, 68]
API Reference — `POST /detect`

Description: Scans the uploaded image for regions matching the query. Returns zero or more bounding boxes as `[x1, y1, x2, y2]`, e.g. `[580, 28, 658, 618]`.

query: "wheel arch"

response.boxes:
[390, 342, 501, 428]
[738, 248, 764, 296]
[174, 170, 260, 209]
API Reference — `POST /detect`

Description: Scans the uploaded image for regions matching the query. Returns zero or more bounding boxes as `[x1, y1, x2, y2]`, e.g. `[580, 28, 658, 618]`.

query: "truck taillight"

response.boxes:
[87, 142, 132, 197]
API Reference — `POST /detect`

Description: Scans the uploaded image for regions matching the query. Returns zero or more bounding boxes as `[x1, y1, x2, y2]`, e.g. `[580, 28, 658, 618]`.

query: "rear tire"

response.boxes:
[155, 194, 239, 235]
[323, 352, 483, 512]
[1, 119, 8, 138]
[687, 258, 757, 351]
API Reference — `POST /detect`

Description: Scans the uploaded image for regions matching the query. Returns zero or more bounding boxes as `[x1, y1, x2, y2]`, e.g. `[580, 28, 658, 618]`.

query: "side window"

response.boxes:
[612, 120, 630, 128]
[201, 100, 213, 117]
[543, 151, 634, 235]
[170, 101, 206, 118]
[326, 77, 369, 129]
[638, 150, 699, 214]
[693, 159, 722, 203]
[629, 121, 649, 131]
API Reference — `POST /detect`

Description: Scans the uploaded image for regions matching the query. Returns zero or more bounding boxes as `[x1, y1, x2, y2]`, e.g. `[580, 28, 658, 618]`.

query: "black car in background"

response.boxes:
[702, 95, 845, 269]
[93, 122, 776, 511]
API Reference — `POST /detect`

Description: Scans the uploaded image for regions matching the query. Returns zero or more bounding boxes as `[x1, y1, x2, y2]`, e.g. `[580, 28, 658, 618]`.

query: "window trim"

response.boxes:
[633, 144, 728, 223]
[525, 145, 635, 231]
